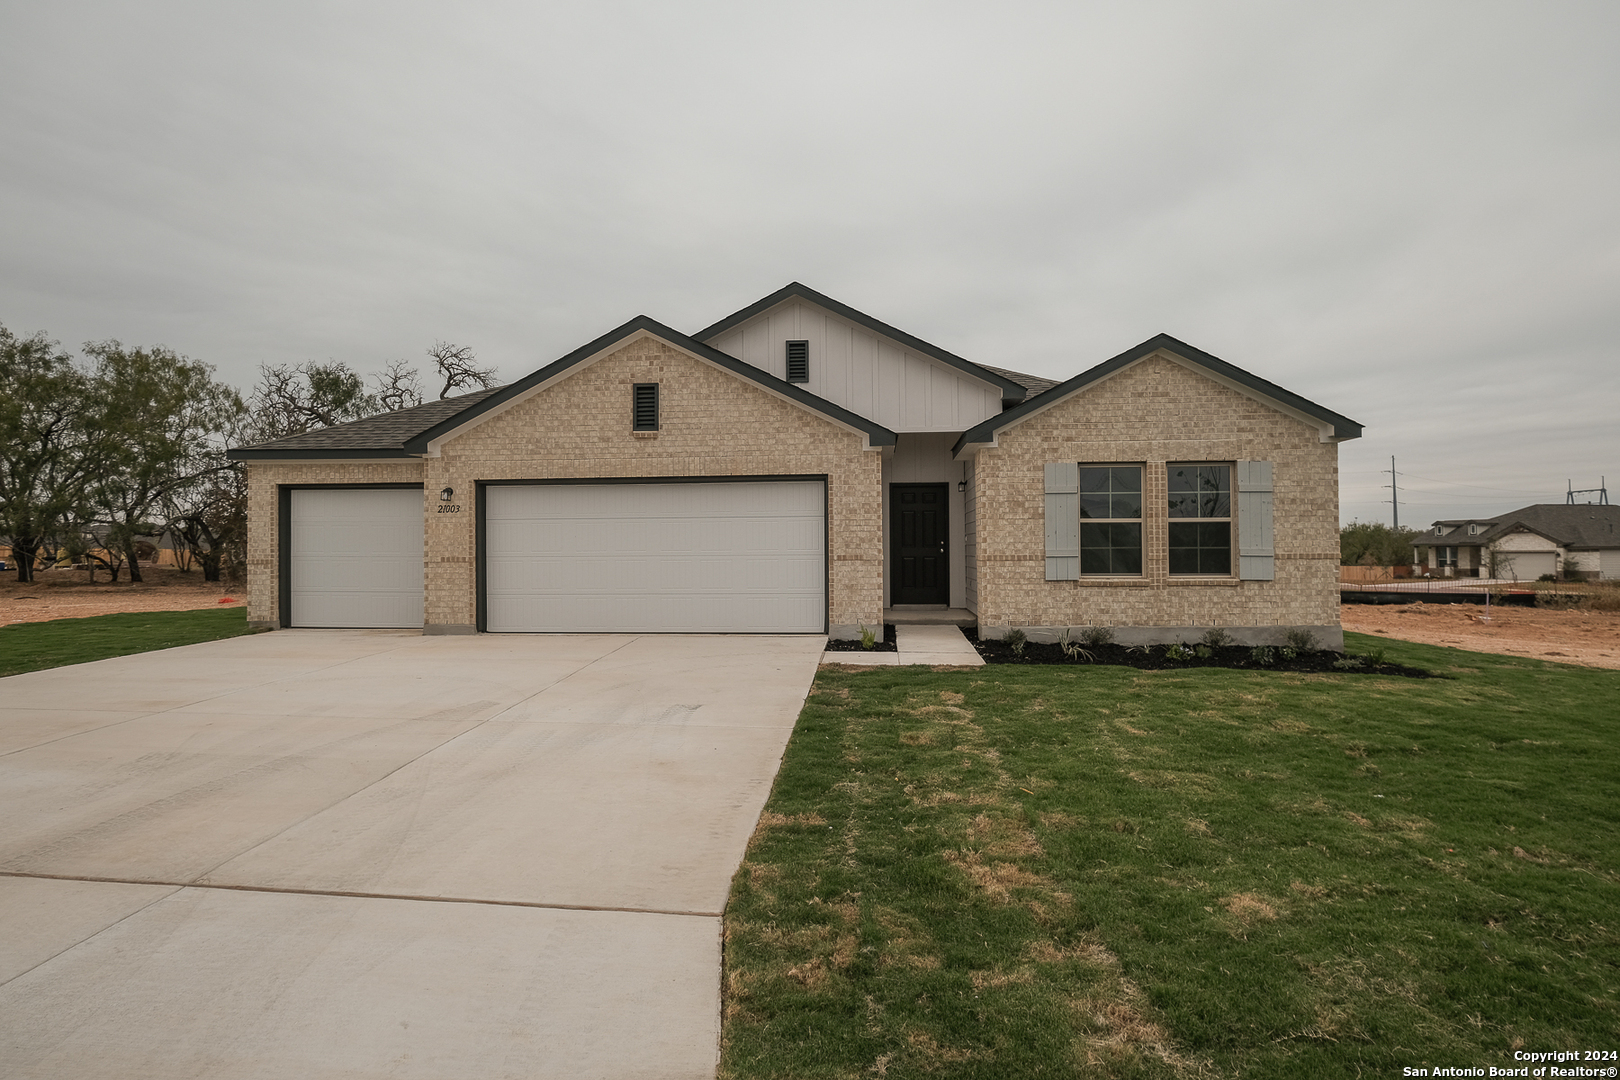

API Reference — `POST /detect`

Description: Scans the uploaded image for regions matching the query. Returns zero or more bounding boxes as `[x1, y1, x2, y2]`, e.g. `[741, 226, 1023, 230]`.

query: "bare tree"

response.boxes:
[372, 359, 425, 413]
[427, 342, 498, 400]
[247, 361, 376, 441]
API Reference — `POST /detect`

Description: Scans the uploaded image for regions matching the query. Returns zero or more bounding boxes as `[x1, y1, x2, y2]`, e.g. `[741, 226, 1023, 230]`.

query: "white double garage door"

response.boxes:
[288, 481, 826, 633]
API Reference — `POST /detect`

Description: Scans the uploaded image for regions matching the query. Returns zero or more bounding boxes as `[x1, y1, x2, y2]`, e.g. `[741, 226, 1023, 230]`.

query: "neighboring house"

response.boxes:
[1418, 504, 1620, 580]
[228, 282, 1363, 646]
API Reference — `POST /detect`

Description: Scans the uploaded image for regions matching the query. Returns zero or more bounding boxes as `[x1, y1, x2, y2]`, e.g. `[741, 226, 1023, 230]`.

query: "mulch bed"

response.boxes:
[963, 628, 1442, 678]
[822, 623, 899, 652]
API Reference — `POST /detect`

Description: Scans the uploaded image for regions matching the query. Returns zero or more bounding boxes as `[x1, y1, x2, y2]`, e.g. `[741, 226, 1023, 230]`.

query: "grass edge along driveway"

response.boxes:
[0, 608, 260, 678]
[721, 633, 1620, 1079]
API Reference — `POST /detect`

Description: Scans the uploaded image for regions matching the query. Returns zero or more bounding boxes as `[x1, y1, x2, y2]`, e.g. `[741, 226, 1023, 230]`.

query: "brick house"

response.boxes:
[1417, 504, 1620, 580]
[229, 283, 1362, 647]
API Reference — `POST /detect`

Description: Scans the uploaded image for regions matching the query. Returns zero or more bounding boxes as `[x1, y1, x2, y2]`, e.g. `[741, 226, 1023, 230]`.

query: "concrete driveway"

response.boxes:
[0, 630, 824, 1079]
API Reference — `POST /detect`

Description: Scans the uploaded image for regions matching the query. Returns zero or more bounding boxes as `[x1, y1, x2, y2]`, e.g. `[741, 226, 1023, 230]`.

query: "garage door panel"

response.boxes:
[484, 482, 825, 633]
[290, 489, 424, 629]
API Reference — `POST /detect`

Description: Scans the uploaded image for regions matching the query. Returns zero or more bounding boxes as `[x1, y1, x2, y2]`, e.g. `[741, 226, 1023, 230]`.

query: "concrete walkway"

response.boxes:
[821, 623, 985, 666]
[0, 631, 824, 1079]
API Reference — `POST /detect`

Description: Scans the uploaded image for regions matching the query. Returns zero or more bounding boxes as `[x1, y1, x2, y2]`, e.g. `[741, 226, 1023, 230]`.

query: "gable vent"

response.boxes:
[785, 340, 809, 383]
[632, 382, 659, 431]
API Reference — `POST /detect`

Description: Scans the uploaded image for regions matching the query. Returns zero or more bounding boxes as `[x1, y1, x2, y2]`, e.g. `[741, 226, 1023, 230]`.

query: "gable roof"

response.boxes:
[227, 387, 504, 460]
[693, 281, 1030, 402]
[229, 316, 898, 461]
[952, 333, 1364, 455]
[1426, 504, 1620, 550]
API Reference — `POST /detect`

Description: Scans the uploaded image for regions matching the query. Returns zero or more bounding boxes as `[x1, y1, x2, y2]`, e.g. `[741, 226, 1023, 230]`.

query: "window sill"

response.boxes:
[631, 430, 659, 439]
[1167, 576, 1239, 586]
[1075, 577, 1150, 587]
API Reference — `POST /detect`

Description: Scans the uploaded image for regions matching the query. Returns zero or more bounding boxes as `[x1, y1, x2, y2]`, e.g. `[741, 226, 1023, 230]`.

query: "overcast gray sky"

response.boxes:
[3, 1, 1615, 526]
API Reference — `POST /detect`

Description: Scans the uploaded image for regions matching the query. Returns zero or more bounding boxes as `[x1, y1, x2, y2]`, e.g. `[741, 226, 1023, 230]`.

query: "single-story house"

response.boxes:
[228, 283, 1363, 647]
[1419, 504, 1620, 580]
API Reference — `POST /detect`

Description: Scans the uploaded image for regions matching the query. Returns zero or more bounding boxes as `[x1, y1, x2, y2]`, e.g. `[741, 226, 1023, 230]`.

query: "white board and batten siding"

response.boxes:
[1600, 548, 1620, 580]
[704, 300, 1003, 433]
[483, 481, 826, 633]
[289, 488, 424, 628]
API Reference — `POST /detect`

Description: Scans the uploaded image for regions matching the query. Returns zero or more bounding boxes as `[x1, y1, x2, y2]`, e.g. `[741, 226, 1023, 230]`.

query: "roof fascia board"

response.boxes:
[227, 447, 420, 462]
[409, 316, 896, 455]
[952, 334, 1363, 457]
[693, 282, 1028, 401]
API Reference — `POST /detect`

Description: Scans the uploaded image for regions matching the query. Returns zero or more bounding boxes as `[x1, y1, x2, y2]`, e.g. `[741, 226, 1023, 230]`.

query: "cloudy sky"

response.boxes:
[2, 1, 1615, 526]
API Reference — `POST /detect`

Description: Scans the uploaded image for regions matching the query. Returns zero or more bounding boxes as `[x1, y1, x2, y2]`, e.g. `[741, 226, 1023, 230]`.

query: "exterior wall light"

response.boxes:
[957, 480, 966, 493]
[440, 487, 455, 502]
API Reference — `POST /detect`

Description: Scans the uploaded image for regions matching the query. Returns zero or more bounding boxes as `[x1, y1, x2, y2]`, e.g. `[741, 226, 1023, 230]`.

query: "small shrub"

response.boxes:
[859, 624, 877, 651]
[1194, 644, 1213, 659]
[1078, 625, 1115, 647]
[1057, 630, 1093, 663]
[1165, 643, 1193, 661]
[1363, 645, 1388, 666]
[1280, 646, 1298, 661]
[1200, 627, 1234, 649]
[1537, 573, 1557, 583]
[1285, 629, 1319, 652]
[1005, 628, 1027, 657]
[1251, 645, 1275, 666]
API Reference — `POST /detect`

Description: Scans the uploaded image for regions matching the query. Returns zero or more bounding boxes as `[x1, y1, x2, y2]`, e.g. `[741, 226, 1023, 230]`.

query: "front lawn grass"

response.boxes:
[722, 633, 1620, 1079]
[0, 607, 259, 677]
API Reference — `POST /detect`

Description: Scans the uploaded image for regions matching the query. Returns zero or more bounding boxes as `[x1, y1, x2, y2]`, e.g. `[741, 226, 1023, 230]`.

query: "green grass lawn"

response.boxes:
[0, 607, 259, 677]
[722, 633, 1620, 1079]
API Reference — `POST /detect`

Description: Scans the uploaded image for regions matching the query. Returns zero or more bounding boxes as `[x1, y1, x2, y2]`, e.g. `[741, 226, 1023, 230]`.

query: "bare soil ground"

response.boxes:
[1342, 601, 1620, 670]
[0, 565, 245, 627]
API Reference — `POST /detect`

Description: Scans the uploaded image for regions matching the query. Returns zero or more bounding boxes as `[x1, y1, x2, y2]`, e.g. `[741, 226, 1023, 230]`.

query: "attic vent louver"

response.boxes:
[786, 340, 809, 383]
[632, 383, 659, 431]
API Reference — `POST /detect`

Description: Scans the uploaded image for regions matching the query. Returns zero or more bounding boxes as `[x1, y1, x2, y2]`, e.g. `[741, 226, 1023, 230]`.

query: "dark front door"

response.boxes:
[891, 483, 950, 605]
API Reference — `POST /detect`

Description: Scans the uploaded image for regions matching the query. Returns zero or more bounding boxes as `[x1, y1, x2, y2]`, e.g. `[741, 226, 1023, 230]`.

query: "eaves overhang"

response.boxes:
[402, 314, 898, 454]
[226, 446, 420, 461]
[693, 281, 1030, 403]
[952, 333, 1364, 457]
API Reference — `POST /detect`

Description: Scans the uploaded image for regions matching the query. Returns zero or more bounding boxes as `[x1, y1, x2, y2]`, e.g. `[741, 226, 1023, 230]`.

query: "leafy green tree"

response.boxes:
[1340, 521, 1419, 567]
[0, 324, 102, 582]
[80, 341, 246, 583]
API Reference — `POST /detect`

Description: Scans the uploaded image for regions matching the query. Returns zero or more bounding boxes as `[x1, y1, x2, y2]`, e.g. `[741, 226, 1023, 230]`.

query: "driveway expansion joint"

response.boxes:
[0, 871, 721, 919]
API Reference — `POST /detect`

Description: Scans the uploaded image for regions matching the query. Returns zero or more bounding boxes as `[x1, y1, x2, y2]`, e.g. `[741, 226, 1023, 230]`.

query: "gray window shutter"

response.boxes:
[1044, 463, 1079, 581]
[1237, 460, 1274, 580]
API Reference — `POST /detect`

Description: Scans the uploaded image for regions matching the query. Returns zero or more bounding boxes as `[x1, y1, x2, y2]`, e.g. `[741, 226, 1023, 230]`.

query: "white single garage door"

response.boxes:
[1500, 551, 1557, 581]
[289, 488, 424, 628]
[484, 481, 825, 633]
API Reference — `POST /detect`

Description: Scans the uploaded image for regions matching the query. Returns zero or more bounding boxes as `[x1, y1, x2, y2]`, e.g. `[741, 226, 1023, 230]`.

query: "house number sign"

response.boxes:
[437, 504, 462, 514]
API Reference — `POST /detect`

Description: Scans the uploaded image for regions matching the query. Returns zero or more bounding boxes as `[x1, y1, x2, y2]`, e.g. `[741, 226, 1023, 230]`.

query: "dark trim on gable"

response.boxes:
[401, 315, 897, 453]
[230, 447, 421, 461]
[952, 333, 1364, 455]
[692, 282, 1029, 402]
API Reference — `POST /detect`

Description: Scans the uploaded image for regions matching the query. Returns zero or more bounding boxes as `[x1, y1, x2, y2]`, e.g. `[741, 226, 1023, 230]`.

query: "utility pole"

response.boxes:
[1387, 456, 1400, 530]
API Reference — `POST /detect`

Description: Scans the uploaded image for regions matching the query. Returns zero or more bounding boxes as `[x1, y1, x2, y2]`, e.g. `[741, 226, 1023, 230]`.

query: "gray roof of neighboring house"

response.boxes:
[1425, 504, 1620, 549]
[228, 388, 505, 459]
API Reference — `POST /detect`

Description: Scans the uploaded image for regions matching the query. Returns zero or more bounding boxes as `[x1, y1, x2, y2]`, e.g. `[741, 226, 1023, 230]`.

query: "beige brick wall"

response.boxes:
[429, 335, 883, 632]
[971, 352, 1342, 642]
[244, 460, 426, 626]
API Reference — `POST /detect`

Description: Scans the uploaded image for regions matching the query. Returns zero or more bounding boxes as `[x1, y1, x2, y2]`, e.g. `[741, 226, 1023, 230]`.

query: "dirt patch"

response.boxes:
[1341, 602, 1620, 670]
[0, 566, 244, 627]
